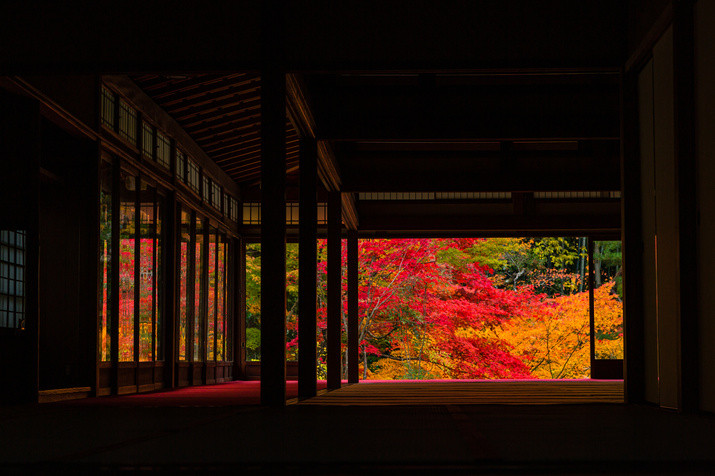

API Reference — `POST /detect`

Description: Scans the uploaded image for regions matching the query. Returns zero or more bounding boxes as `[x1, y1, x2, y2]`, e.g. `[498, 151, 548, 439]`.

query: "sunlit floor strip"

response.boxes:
[299, 380, 624, 405]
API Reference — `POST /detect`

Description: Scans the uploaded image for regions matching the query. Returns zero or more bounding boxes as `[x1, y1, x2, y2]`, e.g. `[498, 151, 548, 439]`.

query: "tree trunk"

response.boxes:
[594, 242, 602, 287]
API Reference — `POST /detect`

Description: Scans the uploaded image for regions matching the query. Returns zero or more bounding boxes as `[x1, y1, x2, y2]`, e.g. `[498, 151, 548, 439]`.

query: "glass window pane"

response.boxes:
[187, 160, 200, 194]
[101, 86, 115, 129]
[178, 210, 190, 361]
[216, 235, 226, 361]
[155, 197, 163, 361]
[99, 161, 112, 361]
[118, 100, 137, 145]
[207, 229, 217, 361]
[156, 132, 171, 169]
[193, 217, 204, 362]
[138, 183, 155, 362]
[119, 172, 136, 362]
[176, 150, 186, 183]
[142, 123, 154, 160]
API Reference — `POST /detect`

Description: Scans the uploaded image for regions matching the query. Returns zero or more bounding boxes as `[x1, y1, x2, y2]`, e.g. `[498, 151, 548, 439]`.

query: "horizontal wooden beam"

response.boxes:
[0, 2, 624, 73]
[307, 80, 620, 141]
[338, 148, 621, 193]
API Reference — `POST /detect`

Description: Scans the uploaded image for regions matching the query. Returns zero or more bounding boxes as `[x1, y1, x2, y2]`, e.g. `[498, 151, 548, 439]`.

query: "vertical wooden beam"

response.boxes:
[588, 238, 596, 374]
[0, 93, 41, 403]
[298, 138, 318, 399]
[84, 141, 101, 396]
[164, 193, 177, 389]
[673, 0, 698, 413]
[347, 230, 359, 384]
[621, 69, 646, 404]
[327, 191, 342, 390]
[260, 0, 287, 406]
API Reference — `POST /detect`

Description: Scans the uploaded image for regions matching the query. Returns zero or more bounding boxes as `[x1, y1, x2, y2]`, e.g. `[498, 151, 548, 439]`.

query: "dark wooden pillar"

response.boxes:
[588, 238, 596, 373]
[0, 92, 41, 404]
[326, 191, 342, 390]
[673, 0, 698, 413]
[621, 70, 646, 404]
[164, 193, 177, 389]
[298, 138, 318, 399]
[259, 0, 287, 406]
[347, 230, 359, 384]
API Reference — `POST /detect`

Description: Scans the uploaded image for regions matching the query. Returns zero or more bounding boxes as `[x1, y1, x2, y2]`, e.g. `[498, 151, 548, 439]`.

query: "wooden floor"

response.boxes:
[299, 380, 624, 405]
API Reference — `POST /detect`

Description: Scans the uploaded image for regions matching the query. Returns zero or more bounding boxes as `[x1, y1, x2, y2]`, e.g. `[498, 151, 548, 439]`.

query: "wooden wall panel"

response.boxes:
[638, 59, 660, 405]
[652, 27, 680, 411]
[695, 0, 715, 413]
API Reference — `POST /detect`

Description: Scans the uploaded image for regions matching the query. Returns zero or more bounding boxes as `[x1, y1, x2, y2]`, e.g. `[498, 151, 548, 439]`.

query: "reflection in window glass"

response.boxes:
[216, 235, 226, 361]
[119, 172, 136, 362]
[593, 240, 624, 360]
[155, 198, 163, 360]
[178, 210, 190, 361]
[193, 217, 204, 361]
[99, 162, 112, 360]
[207, 229, 216, 361]
[138, 185, 155, 361]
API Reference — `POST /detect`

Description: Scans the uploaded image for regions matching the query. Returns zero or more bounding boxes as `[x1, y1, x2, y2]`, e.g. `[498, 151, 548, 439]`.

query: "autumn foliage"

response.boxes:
[245, 237, 623, 380]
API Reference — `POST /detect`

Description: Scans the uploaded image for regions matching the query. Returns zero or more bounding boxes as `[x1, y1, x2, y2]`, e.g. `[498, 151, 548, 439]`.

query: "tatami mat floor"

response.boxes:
[299, 380, 624, 405]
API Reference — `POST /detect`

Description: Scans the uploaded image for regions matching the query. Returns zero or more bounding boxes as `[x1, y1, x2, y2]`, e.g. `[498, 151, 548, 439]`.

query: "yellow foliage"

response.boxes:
[500, 281, 623, 379]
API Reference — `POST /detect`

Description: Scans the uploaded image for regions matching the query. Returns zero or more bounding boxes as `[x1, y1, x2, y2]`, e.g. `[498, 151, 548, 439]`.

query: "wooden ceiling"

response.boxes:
[131, 73, 299, 185]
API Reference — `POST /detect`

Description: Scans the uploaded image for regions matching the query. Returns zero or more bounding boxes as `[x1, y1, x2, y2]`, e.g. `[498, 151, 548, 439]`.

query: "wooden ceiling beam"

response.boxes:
[165, 87, 260, 115]
[174, 97, 260, 123]
[184, 110, 261, 135]
[159, 76, 259, 107]
[149, 73, 249, 100]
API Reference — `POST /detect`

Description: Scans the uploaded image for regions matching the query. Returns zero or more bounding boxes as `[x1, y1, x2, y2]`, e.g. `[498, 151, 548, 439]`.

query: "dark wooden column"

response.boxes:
[673, 0, 698, 413]
[298, 138, 318, 399]
[588, 238, 596, 373]
[327, 191, 342, 389]
[621, 70, 645, 404]
[164, 193, 177, 389]
[347, 230, 359, 384]
[259, 0, 287, 406]
[0, 92, 41, 404]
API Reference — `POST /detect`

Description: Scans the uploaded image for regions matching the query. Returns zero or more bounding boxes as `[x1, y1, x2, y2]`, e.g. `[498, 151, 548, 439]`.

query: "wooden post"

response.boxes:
[0, 92, 41, 404]
[259, 0, 287, 406]
[621, 69, 646, 404]
[673, 0, 698, 413]
[347, 230, 359, 384]
[164, 193, 177, 389]
[588, 238, 596, 374]
[327, 191, 342, 390]
[298, 138, 318, 399]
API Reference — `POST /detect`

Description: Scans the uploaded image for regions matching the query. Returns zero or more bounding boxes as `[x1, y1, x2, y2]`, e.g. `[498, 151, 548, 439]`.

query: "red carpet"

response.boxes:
[65, 380, 328, 407]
